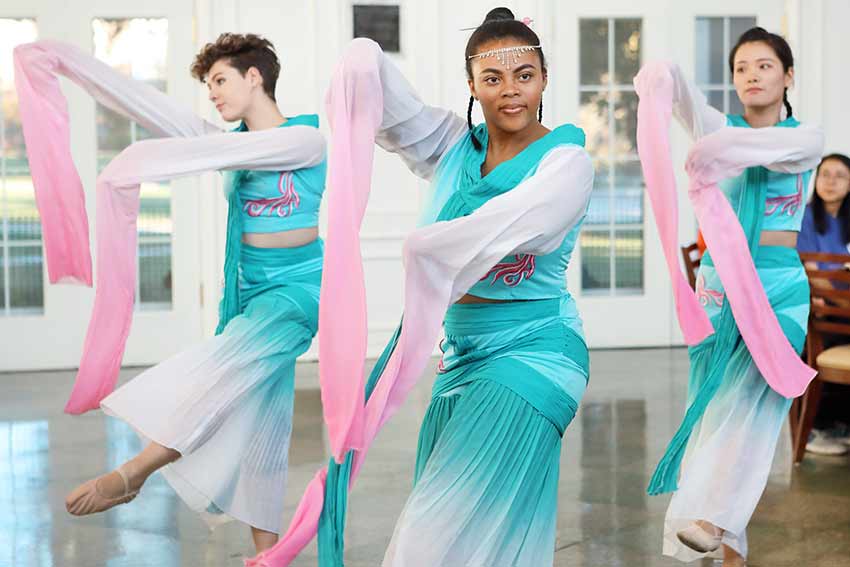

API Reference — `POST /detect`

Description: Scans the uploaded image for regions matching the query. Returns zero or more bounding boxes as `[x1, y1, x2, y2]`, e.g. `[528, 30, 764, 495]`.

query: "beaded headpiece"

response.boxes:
[466, 44, 541, 70]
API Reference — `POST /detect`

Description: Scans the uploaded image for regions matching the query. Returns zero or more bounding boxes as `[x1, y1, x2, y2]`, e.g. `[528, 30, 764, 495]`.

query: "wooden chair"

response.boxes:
[791, 252, 850, 462]
[681, 242, 701, 290]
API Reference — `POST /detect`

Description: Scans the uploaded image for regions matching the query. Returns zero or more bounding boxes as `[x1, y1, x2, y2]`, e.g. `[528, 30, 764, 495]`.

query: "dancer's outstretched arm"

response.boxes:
[687, 122, 824, 184]
[15, 40, 220, 138]
[98, 126, 325, 187]
[635, 61, 727, 140]
[338, 38, 467, 180]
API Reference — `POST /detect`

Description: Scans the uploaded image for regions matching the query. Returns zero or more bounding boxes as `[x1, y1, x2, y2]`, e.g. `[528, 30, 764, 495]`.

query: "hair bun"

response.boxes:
[483, 7, 515, 24]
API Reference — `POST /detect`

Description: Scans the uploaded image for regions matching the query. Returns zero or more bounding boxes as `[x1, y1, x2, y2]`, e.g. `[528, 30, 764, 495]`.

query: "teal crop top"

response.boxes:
[720, 115, 811, 232]
[466, 224, 580, 301]
[235, 114, 327, 233]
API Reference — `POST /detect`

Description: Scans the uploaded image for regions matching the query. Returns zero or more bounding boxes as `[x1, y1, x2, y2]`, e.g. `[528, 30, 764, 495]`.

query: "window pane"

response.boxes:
[581, 230, 612, 291]
[612, 91, 638, 157]
[6, 176, 40, 242]
[730, 17, 757, 46]
[613, 161, 643, 225]
[9, 245, 43, 311]
[586, 162, 610, 226]
[139, 242, 172, 306]
[0, 248, 4, 308]
[580, 19, 609, 86]
[729, 88, 745, 115]
[93, 19, 168, 169]
[695, 17, 724, 85]
[615, 229, 643, 290]
[97, 106, 132, 170]
[705, 89, 725, 113]
[139, 182, 172, 237]
[614, 19, 641, 85]
[579, 91, 609, 158]
[1, 19, 42, 314]
[580, 18, 644, 294]
[93, 18, 172, 309]
[353, 5, 400, 53]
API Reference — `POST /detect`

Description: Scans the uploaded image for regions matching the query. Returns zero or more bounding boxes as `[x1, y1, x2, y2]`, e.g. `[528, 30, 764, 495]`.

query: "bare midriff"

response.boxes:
[759, 230, 797, 248]
[242, 227, 319, 248]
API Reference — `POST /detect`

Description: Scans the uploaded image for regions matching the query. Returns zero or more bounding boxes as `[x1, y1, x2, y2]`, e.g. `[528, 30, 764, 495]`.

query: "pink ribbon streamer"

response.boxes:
[245, 37, 461, 566]
[15, 43, 135, 413]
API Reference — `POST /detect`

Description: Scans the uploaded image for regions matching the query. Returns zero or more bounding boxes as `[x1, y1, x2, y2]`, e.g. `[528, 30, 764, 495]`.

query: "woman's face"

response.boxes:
[205, 59, 263, 122]
[816, 158, 850, 207]
[468, 38, 547, 137]
[732, 41, 793, 114]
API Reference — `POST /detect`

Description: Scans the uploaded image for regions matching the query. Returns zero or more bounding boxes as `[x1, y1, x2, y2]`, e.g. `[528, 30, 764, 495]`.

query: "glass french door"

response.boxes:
[0, 0, 203, 370]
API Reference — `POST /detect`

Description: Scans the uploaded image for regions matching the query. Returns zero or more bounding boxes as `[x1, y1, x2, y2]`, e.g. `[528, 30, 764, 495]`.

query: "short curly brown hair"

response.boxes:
[191, 33, 280, 101]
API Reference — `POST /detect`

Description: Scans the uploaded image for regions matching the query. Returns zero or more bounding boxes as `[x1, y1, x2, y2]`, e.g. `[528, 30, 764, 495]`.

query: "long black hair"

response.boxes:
[811, 153, 850, 243]
[728, 27, 794, 118]
[464, 7, 545, 149]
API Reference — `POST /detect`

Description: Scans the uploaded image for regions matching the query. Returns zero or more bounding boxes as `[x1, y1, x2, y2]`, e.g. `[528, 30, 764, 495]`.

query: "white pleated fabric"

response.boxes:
[102, 244, 321, 534]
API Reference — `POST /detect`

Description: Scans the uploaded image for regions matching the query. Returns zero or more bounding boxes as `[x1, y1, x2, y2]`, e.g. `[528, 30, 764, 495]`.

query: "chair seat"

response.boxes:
[816, 344, 850, 372]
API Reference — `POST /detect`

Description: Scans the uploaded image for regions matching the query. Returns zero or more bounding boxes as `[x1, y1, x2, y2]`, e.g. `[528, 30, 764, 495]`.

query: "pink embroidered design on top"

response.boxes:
[764, 174, 803, 216]
[243, 172, 301, 217]
[480, 254, 536, 287]
[696, 274, 724, 307]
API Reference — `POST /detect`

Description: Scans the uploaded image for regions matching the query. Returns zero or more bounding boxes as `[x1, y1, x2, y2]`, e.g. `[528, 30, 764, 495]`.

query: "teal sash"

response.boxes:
[317, 123, 585, 565]
[647, 116, 801, 495]
[435, 123, 585, 222]
[215, 171, 245, 335]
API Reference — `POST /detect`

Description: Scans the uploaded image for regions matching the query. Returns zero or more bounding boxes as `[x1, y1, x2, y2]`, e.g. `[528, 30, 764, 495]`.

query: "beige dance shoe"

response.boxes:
[65, 465, 139, 516]
[676, 520, 724, 553]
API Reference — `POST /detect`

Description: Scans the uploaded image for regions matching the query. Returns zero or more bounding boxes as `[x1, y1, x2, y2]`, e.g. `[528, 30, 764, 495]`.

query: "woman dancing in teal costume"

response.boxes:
[295, 8, 595, 566]
[638, 28, 824, 567]
[25, 33, 330, 553]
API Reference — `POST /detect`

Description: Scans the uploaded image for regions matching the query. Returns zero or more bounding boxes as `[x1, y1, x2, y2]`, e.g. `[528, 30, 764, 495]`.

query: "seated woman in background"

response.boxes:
[797, 153, 850, 455]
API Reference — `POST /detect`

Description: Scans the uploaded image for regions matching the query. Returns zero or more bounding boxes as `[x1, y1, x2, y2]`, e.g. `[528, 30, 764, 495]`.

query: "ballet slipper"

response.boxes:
[676, 520, 724, 553]
[65, 465, 139, 516]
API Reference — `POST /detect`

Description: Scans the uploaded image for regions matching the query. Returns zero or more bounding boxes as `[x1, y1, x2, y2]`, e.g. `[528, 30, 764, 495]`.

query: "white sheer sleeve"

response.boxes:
[635, 61, 727, 140]
[669, 63, 728, 139]
[340, 38, 467, 180]
[15, 40, 220, 138]
[687, 124, 825, 185]
[99, 126, 326, 187]
[403, 145, 593, 303]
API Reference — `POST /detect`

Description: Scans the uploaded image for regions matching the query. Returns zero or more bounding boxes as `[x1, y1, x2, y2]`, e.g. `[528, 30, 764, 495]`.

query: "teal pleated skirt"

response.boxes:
[101, 240, 322, 534]
[383, 297, 589, 567]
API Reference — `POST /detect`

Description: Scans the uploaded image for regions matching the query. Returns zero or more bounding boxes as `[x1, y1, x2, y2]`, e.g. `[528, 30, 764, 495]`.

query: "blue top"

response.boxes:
[234, 114, 327, 233]
[797, 204, 849, 267]
[719, 115, 811, 232]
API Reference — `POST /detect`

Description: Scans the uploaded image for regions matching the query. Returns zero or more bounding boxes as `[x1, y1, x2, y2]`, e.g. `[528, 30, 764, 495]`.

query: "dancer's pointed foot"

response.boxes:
[65, 465, 140, 516]
[676, 520, 724, 553]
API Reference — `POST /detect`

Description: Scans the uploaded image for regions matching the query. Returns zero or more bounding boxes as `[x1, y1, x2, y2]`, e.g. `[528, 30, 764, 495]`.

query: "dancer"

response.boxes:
[635, 27, 824, 566]
[15, 33, 326, 552]
[247, 7, 593, 567]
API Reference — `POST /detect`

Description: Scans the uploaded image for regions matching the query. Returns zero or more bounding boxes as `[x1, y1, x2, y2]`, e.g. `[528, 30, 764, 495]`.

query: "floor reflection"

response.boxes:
[0, 350, 847, 566]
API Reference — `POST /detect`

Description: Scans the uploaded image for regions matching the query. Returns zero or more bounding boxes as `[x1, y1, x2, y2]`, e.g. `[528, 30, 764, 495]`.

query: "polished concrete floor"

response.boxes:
[1, 348, 849, 567]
